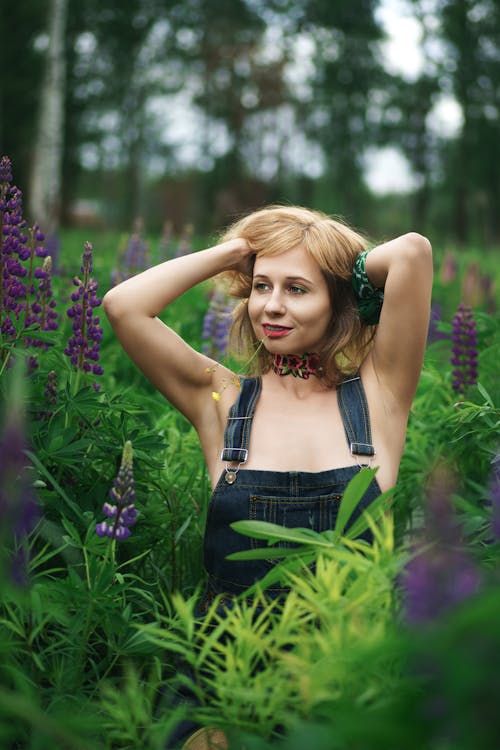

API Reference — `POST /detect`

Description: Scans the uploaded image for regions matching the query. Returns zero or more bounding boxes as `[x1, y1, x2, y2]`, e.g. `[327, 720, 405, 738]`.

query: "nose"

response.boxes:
[264, 289, 286, 315]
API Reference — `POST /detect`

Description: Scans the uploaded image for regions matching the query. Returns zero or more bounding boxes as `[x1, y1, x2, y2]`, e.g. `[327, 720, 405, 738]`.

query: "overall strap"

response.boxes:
[221, 377, 262, 463]
[337, 374, 375, 463]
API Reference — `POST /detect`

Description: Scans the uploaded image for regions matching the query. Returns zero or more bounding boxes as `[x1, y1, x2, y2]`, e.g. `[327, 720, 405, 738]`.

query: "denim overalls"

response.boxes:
[203, 373, 382, 601]
[165, 374, 382, 747]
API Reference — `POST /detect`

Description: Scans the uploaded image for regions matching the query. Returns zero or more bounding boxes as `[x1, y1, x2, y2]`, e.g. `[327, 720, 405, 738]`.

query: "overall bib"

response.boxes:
[203, 373, 381, 602]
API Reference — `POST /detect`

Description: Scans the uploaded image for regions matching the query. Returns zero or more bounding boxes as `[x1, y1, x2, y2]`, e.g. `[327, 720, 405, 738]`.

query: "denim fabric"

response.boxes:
[204, 374, 381, 598]
[165, 374, 381, 747]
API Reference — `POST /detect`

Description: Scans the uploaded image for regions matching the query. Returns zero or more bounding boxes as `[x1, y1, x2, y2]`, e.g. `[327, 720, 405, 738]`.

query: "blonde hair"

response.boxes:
[220, 205, 375, 387]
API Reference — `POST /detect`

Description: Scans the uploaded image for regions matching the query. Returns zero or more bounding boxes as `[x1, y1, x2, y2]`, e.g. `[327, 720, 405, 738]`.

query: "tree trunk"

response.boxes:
[28, 0, 68, 232]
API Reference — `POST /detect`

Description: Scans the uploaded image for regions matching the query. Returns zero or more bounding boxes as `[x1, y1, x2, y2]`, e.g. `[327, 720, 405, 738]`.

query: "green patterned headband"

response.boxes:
[351, 249, 384, 325]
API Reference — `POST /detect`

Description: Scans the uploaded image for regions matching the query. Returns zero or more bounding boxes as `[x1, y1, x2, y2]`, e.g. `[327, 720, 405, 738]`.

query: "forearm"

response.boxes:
[104, 238, 248, 320]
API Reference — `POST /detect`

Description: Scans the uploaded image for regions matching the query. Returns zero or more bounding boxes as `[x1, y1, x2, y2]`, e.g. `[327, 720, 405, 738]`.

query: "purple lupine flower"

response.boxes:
[439, 250, 458, 284]
[32, 256, 58, 333]
[403, 466, 482, 624]
[489, 454, 500, 542]
[23, 223, 47, 326]
[158, 219, 173, 261]
[96, 441, 137, 540]
[451, 303, 478, 395]
[64, 242, 104, 380]
[479, 274, 497, 314]
[44, 370, 58, 405]
[427, 302, 448, 344]
[110, 227, 150, 287]
[201, 287, 235, 358]
[37, 369, 58, 420]
[123, 231, 149, 273]
[175, 224, 193, 257]
[24, 254, 58, 371]
[44, 232, 60, 274]
[1, 156, 29, 341]
[1, 158, 56, 369]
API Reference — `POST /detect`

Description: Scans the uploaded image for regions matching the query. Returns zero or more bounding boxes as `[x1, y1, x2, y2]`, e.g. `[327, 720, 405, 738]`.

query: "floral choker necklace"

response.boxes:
[271, 352, 322, 379]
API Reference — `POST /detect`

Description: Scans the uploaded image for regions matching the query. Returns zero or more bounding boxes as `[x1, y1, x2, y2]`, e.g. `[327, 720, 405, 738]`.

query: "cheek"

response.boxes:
[247, 296, 259, 333]
[313, 300, 333, 333]
[247, 293, 259, 320]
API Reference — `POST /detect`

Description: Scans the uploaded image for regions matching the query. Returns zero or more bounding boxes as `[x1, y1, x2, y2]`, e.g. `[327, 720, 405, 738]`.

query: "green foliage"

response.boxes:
[395, 303, 500, 543]
[1, 228, 499, 747]
[138, 509, 400, 740]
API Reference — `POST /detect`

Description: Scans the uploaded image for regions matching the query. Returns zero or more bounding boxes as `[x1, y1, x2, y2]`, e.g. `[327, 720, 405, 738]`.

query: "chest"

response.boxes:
[244, 390, 354, 472]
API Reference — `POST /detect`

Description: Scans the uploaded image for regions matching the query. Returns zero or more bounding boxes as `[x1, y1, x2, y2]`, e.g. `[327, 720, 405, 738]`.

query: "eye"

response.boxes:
[253, 281, 270, 292]
[289, 285, 307, 294]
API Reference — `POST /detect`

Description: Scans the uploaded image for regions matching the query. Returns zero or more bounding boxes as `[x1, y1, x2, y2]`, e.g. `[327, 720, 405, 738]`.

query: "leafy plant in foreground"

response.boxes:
[136, 470, 402, 742]
[0, 358, 39, 587]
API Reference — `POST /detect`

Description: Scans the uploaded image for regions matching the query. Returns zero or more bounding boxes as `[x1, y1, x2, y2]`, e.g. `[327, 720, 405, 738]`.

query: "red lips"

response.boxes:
[262, 324, 292, 338]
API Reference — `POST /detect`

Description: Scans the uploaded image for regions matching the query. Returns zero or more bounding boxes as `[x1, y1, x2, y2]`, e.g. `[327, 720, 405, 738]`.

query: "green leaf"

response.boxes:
[240, 551, 317, 596]
[343, 488, 394, 540]
[61, 518, 82, 544]
[230, 520, 331, 547]
[334, 467, 379, 538]
[175, 514, 193, 545]
[226, 545, 310, 561]
[476, 381, 494, 407]
[26, 450, 83, 520]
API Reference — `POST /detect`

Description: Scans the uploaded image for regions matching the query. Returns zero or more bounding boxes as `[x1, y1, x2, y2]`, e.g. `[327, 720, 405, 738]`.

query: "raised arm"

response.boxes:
[363, 232, 433, 408]
[103, 238, 252, 427]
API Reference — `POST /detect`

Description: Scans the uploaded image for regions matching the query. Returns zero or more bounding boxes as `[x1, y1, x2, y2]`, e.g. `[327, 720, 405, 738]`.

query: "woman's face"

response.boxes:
[248, 244, 332, 354]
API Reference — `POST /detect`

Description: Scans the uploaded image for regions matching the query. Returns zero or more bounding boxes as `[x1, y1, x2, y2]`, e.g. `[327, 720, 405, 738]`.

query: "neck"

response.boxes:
[271, 352, 322, 380]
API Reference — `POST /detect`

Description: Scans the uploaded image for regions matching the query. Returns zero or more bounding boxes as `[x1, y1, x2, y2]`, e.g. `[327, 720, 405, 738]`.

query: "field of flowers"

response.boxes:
[1, 154, 500, 749]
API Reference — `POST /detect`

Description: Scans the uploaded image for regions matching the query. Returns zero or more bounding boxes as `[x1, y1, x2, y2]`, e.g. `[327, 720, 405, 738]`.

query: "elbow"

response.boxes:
[398, 233, 433, 273]
[103, 287, 126, 324]
[404, 232, 432, 258]
[401, 233, 433, 283]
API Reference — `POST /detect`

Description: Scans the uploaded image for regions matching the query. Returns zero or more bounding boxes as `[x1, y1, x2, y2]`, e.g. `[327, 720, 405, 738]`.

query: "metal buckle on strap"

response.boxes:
[350, 442, 375, 468]
[220, 448, 248, 462]
[221, 448, 248, 484]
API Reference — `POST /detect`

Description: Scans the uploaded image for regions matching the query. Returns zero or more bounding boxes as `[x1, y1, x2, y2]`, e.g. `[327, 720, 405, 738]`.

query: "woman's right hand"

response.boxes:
[221, 237, 255, 273]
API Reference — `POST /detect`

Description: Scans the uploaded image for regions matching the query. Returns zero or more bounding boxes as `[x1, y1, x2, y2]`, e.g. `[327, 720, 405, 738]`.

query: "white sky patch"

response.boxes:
[284, 33, 316, 101]
[363, 146, 420, 194]
[148, 87, 232, 172]
[427, 94, 463, 137]
[376, 0, 425, 81]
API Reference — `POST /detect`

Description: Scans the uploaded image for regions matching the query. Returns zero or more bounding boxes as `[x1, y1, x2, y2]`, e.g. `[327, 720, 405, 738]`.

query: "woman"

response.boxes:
[104, 205, 433, 747]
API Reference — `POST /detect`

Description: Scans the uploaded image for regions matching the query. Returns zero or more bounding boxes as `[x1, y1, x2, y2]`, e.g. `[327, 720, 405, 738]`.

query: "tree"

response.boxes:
[0, 0, 47, 193]
[435, 0, 500, 243]
[296, 0, 386, 219]
[29, 0, 68, 232]
[379, 73, 441, 231]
